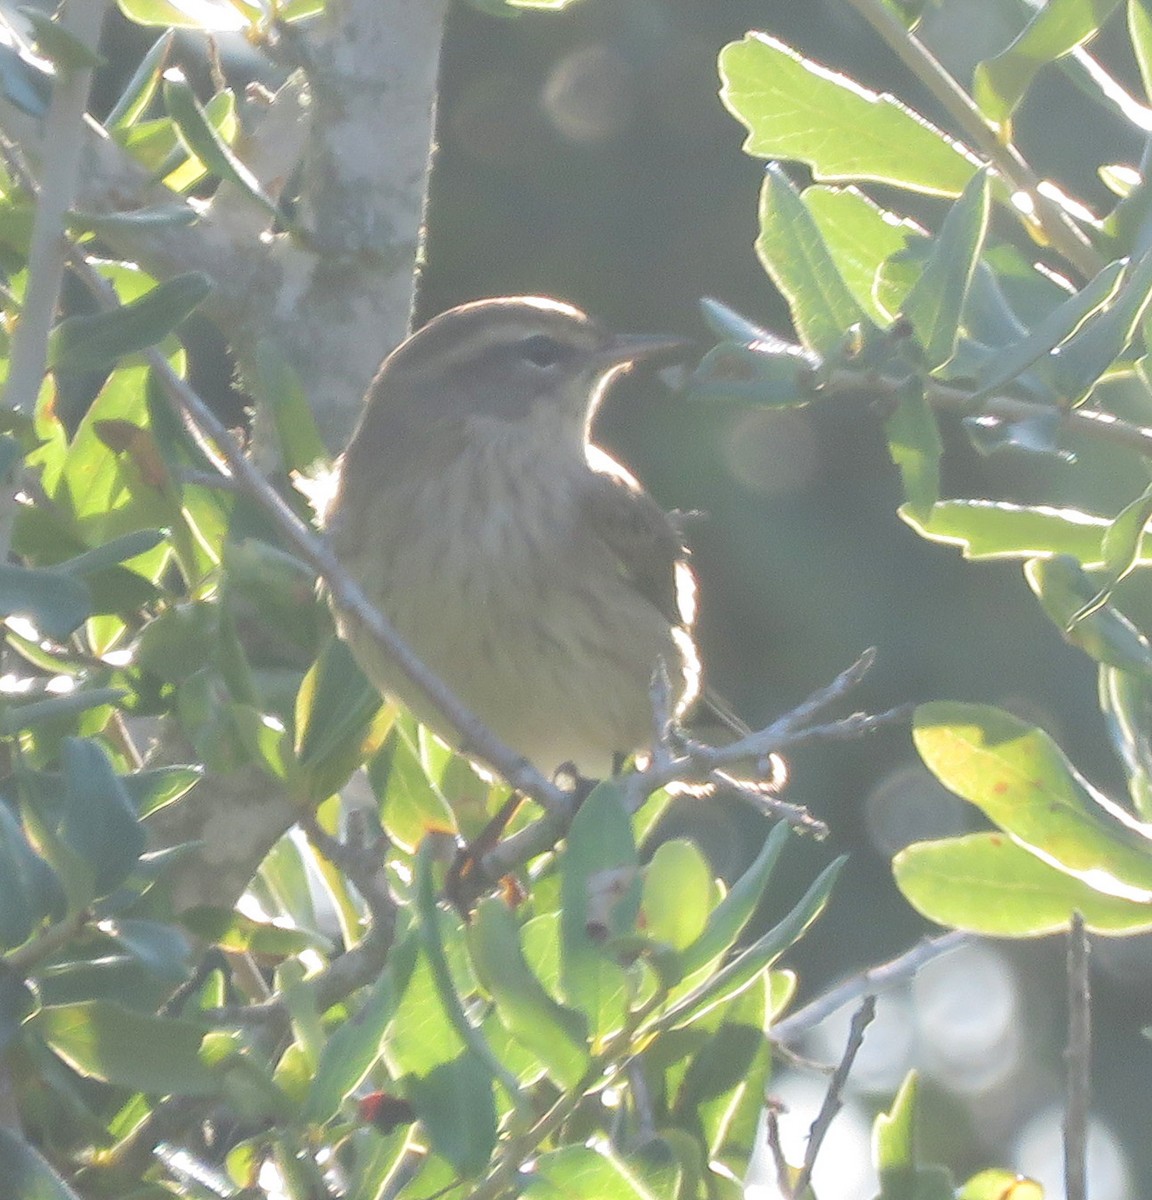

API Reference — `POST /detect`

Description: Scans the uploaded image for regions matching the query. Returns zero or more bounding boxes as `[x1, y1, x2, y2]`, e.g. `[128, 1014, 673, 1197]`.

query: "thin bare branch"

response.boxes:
[764, 1100, 795, 1199]
[770, 931, 971, 1044]
[792, 996, 876, 1198]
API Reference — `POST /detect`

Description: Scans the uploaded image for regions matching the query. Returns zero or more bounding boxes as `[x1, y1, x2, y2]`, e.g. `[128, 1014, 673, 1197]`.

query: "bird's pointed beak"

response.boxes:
[592, 332, 693, 373]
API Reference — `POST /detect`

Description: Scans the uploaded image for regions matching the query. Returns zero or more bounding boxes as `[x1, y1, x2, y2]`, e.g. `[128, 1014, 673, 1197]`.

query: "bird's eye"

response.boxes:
[519, 333, 568, 368]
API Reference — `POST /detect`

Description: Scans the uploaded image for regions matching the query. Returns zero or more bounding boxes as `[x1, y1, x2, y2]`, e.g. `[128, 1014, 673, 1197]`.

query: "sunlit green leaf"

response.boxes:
[468, 896, 589, 1089]
[104, 29, 173, 129]
[974, 0, 1124, 129]
[900, 500, 1140, 565]
[163, 70, 277, 214]
[804, 185, 922, 322]
[720, 33, 978, 196]
[903, 171, 991, 370]
[756, 163, 871, 356]
[914, 702, 1152, 901]
[884, 379, 941, 522]
[895, 831, 1152, 935]
[523, 1143, 660, 1199]
[957, 1168, 1044, 1199]
[1026, 555, 1152, 675]
[116, 0, 249, 30]
[36, 1000, 218, 1095]
[559, 781, 638, 1042]
[48, 272, 211, 376]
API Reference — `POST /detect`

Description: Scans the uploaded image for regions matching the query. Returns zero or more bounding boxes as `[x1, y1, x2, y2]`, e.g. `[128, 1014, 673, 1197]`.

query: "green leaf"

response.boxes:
[1095, 482, 1152, 595]
[686, 340, 819, 407]
[642, 839, 714, 953]
[658, 856, 843, 1030]
[405, 1055, 497, 1178]
[671, 975, 773, 1160]
[914, 702, 1152, 902]
[523, 1143, 660, 1199]
[902, 171, 991, 370]
[1025, 555, 1152, 675]
[720, 33, 978, 196]
[35, 1000, 219, 1095]
[900, 499, 1138, 565]
[468, 896, 590, 1089]
[0, 970, 37, 1053]
[180, 904, 327, 957]
[803, 185, 922, 323]
[756, 163, 871, 356]
[698, 297, 775, 343]
[369, 719, 457, 851]
[69, 204, 198, 234]
[957, 1168, 1044, 1199]
[1132, 0, 1152, 100]
[678, 820, 791, 978]
[0, 801, 65, 949]
[116, 0, 249, 30]
[252, 338, 329, 473]
[103, 917, 193, 981]
[884, 379, 942, 522]
[0, 29, 51, 118]
[873, 1071, 955, 1199]
[559, 781, 639, 1041]
[104, 29, 173, 129]
[17, 8, 106, 70]
[122, 764, 201, 817]
[48, 272, 211, 376]
[1046, 249, 1152, 404]
[415, 839, 516, 1094]
[0, 564, 90, 639]
[968, 259, 1125, 401]
[0, 1129, 82, 1200]
[0, 688, 126, 736]
[58, 738, 146, 899]
[1100, 666, 1152, 818]
[974, 0, 1124, 129]
[875, 1070, 918, 1184]
[895, 831, 1152, 935]
[294, 636, 391, 805]
[163, 69, 278, 215]
[54, 528, 167, 578]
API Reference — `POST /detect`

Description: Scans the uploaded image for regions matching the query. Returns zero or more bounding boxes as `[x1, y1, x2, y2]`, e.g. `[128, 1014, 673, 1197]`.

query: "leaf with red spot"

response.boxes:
[912, 702, 1152, 905]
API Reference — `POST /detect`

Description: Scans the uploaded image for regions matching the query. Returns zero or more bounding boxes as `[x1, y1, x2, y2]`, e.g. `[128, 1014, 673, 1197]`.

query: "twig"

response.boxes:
[478, 654, 899, 886]
[769, 931, 970, 1044]
[623, 650, 904, 806]
[764, 1100, 794, 1199]
[792, 996, 876, 1198]
[710, 769, 828, 837]
[842, 0, 1100, 280]
[1064, 912, 1091, 1200]
[1, 1, 111, 417]
[825, 368, 1152, 461]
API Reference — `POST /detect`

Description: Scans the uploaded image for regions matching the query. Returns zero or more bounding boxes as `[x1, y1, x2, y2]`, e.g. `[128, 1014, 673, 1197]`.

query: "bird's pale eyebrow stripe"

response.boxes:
[404, 322, 557, 376]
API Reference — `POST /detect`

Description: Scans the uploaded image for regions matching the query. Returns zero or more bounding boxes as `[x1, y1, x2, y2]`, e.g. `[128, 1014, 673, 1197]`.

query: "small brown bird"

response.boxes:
[325, 296, 699, 779]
